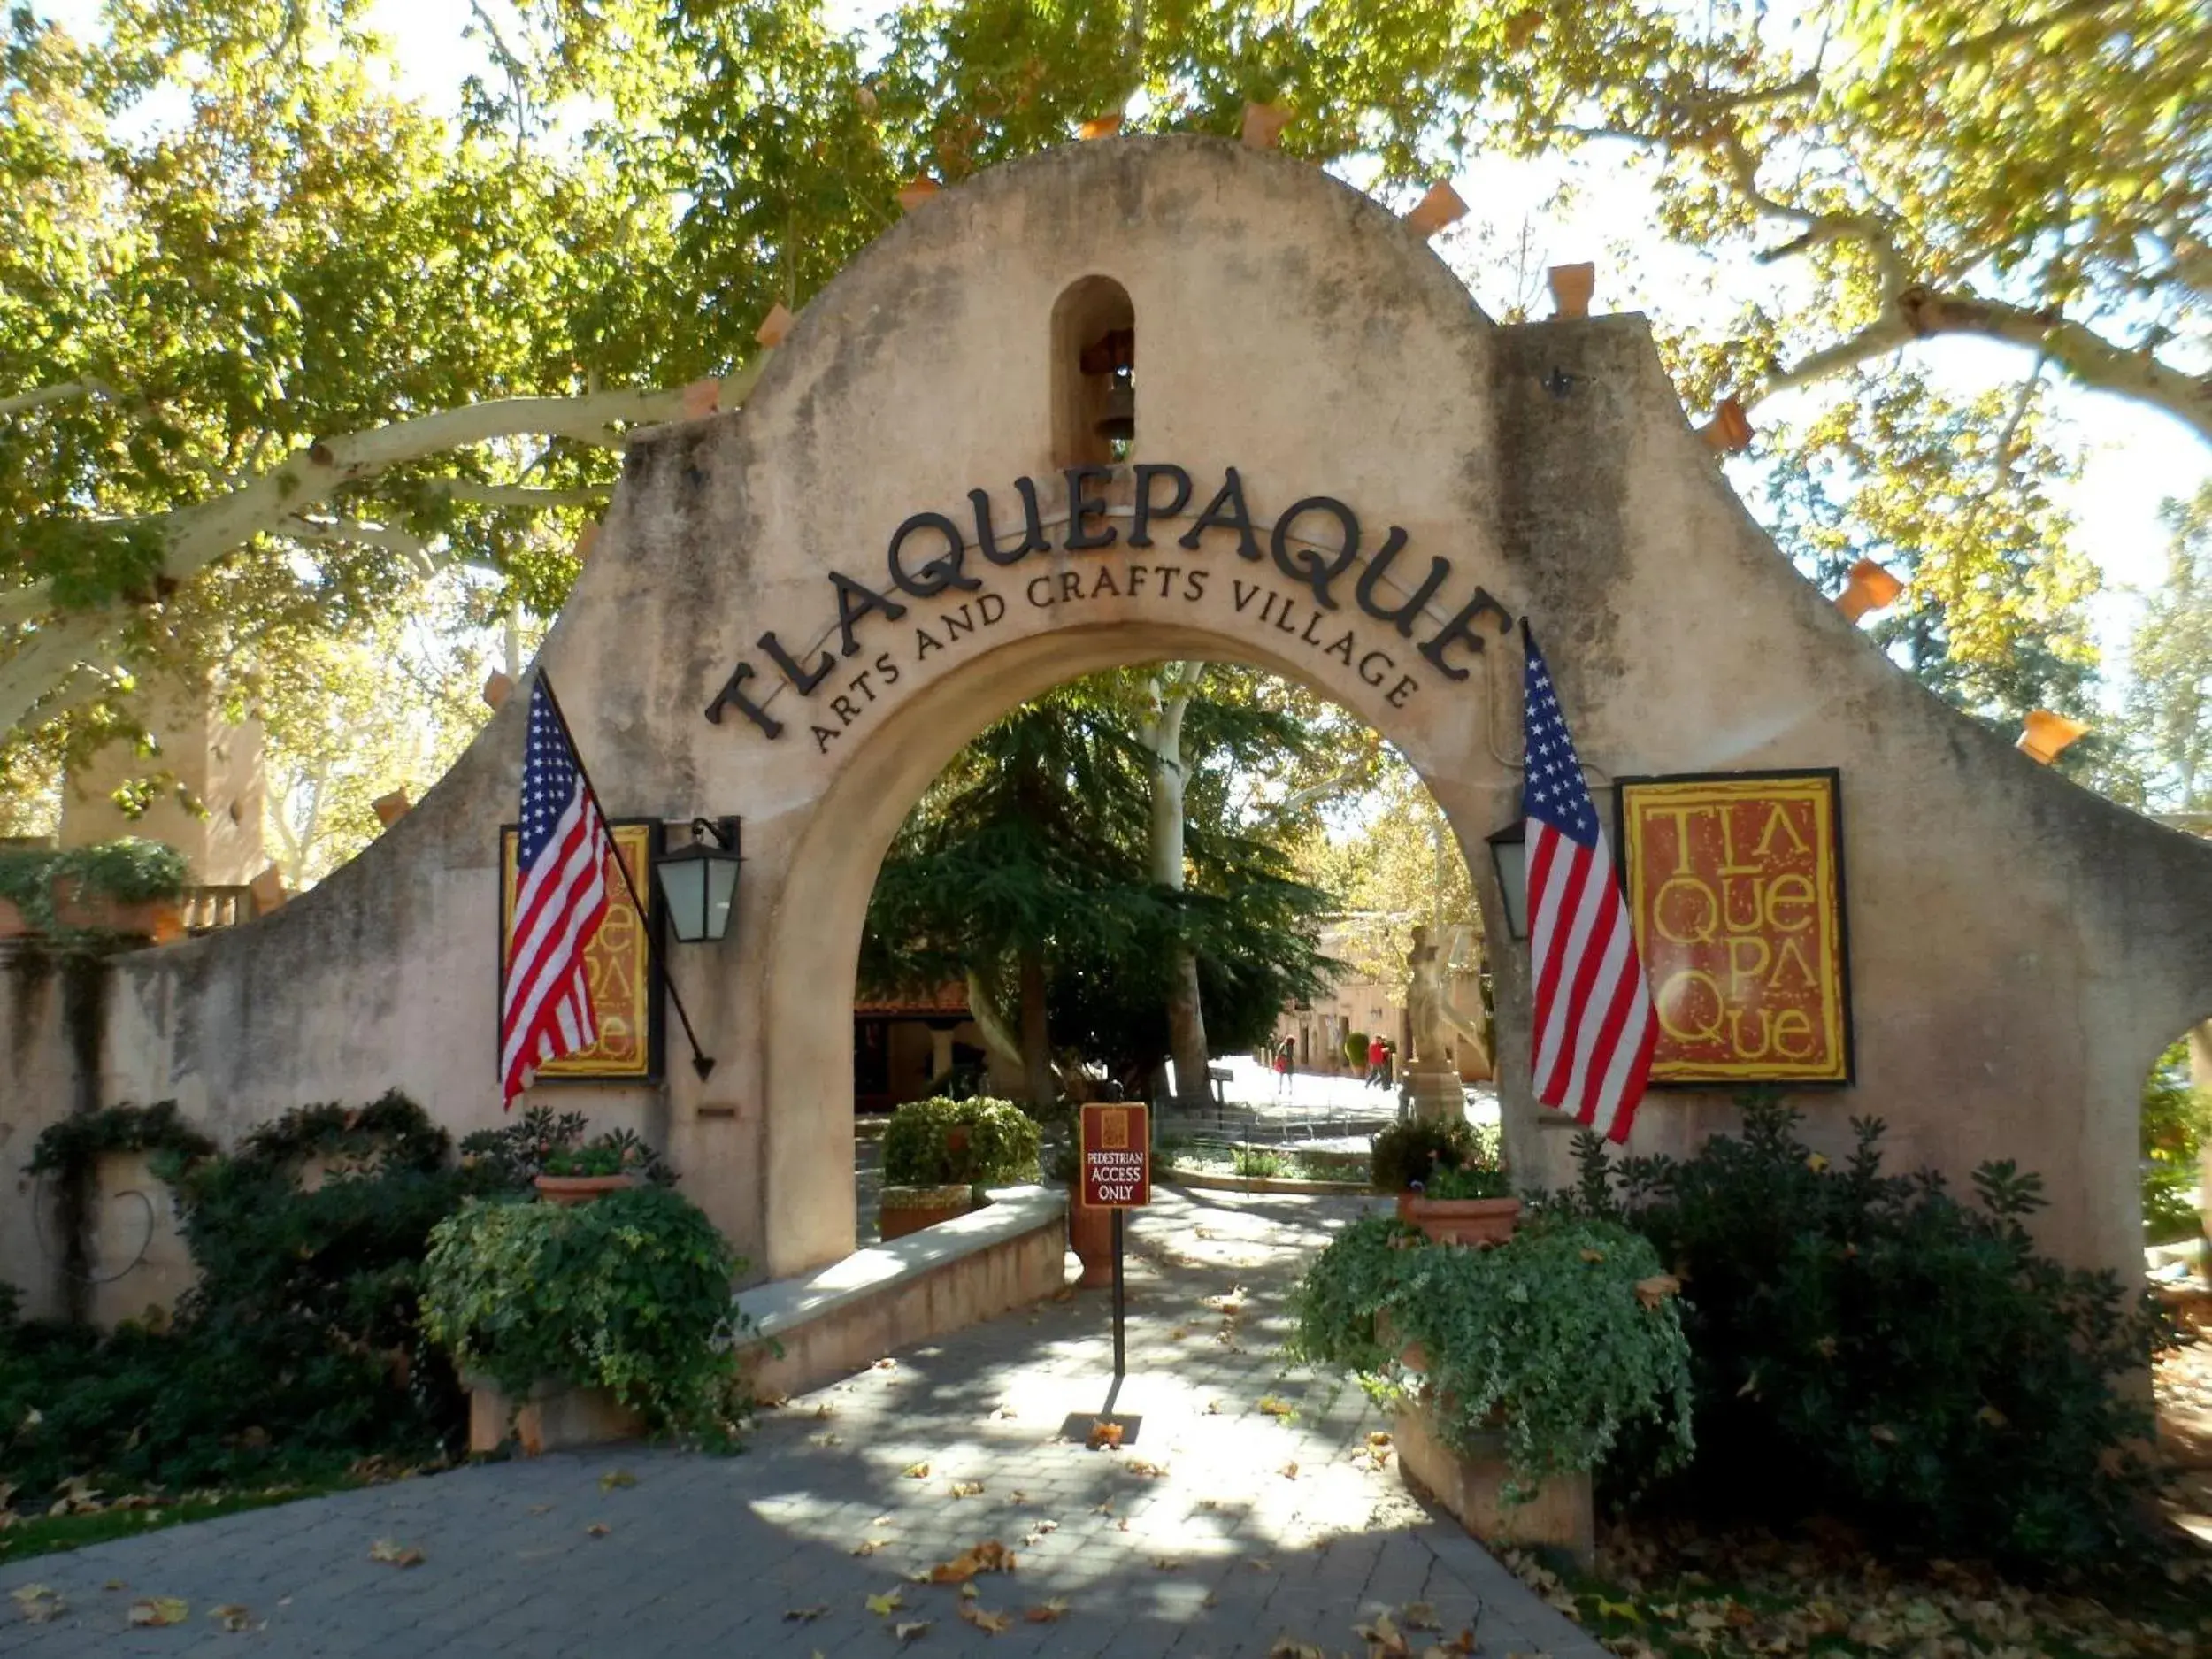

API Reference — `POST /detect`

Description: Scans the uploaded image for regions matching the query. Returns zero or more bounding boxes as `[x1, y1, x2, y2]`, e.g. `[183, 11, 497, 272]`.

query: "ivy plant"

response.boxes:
[0, 839, 189, 941]
[1289, 1213, 1694, 1500]
[420, 1187, 747, 1447]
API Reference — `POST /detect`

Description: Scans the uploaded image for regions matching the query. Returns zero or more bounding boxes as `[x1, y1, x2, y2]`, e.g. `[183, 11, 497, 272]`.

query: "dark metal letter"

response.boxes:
[887, 511, 982, 598]
[1063, 465, 1118, 550]
[828, 570, 909, 657]
[1417, 588, 1517, 681]
[1178, 466, 1262, 560]
[703, 661, 785, 739]
[758, 629, 834, 695]
[1271, 495, 1360, 610]
[1353, 526, 1451, 637]
[1128, 464, 1192, 548]
[972, 480, 1051, 565]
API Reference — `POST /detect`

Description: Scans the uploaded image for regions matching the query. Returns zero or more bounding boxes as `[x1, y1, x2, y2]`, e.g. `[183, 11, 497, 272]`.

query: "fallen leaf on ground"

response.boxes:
[1152, 1556, 1179, 1571]
[868, 1590, 905, 1616]
[585, 1523, 610, 1538]
[930, 1540, 1018, 1582]
[784, 1603, 831, 1622]
[959, 1604, 1012, 1634]
[527, 1502, 554, 1515]
[368, 1540, 426, 1566]
[1006, 1489, 1027, 1503]
[1400, 1603, 1439, 1631]
[1356, 1611, 1410, 1656]
[1279, 1462, 1300, 1479]
[128, 1597, 189, 1627]
[893, 1619, 931, 1641]
[598, 1469, 636, 1490]
[949, 1480, 984, 1498]
[902, 1462, 932, 1479]
[1025, 1599, 1071, 1623]
[1091, 1501, 1114, 1515]
[1257, 1395, 1294, 1417]
[991, 1405, 1018, 1419]
[1633, 1273, 1681, 1309]
[814, 1403, 836, 1419]
[1270, 1639, 1325, 1659]
[853, 1538, 889, 1555]
[12, 1585, 65, 1623]
[755, 1391, 789, 1409]
[959, 1583, 978, 1601]
[875, 1357, 898, 1370]
[1367, 1432, 1392, 1448]
[210, 1604, 255, 1632]
[1086, 1421, 1124, 1449]
[808, 1432, 843, 1448]
[102, 1579, 126, 1591]
[1168, 1326, 1188, 1340]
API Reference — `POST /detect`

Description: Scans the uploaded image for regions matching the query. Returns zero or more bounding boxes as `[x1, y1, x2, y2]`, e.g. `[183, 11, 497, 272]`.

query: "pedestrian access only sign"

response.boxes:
[1079, 1102, 1150, 1208]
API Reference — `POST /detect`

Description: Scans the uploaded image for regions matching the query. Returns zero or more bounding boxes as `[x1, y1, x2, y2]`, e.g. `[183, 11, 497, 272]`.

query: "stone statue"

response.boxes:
[1405, 924, 1450, 1069]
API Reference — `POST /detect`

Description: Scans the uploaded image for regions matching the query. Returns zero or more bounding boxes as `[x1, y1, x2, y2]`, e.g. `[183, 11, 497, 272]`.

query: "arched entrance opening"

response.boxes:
[757, 621, 1518, 1274]
[840, 656, 1491, 1246]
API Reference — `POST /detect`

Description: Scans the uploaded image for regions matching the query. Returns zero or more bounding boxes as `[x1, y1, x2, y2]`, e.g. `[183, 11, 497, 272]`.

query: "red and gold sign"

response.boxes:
[1080, 1102, 1151, 1208]
[499, 820, 659, 1082]
[1617, 772, 1852, 1085]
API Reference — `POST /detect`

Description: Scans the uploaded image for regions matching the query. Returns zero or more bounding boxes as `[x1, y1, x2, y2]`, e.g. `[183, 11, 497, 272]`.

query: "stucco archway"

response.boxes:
[759, 618, 1517, 1273]
[84, 135, 2212, 1298]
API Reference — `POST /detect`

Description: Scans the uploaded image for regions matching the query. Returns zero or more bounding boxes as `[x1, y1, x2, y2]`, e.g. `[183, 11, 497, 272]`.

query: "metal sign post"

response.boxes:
[1075, 1110, 1150, 1425]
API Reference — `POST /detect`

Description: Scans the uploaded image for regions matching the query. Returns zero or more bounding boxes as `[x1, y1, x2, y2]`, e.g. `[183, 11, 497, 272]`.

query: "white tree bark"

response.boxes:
[1140, 661, 1211, 1106]
[1, 374, 755, 735]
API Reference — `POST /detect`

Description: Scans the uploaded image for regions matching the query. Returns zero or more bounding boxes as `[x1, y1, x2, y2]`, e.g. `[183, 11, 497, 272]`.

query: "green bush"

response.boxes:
[1233, 1145, 1286, 1179]
[1290, 1212, 1694, 1498]
[421, 1186, 745, 1444]
[1551, 1101, 2177, 1571]
[4, 1094, 476, 1506]
[2141, 1041, 2209, 1245]
[1345, 1030, 1369, 1070]
[880, 1096, 1042, 1190]
[0, 838, 188, 938]
[1370, 1115, 1497, 1194]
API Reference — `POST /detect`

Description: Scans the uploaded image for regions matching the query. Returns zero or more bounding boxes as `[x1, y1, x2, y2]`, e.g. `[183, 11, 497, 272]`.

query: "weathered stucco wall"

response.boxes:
[12, 136, 2211, 1298]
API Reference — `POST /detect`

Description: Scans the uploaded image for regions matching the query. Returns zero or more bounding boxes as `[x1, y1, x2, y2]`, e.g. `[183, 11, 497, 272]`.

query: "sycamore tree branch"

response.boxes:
[0, 374, 755, 734]
[1757, 286, 2212, 444]
[0, 379, 119, 418]
[425, 480, 611, 509]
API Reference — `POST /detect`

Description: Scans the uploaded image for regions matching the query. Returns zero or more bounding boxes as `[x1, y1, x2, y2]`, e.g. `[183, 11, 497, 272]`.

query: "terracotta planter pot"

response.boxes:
[1395, 1193, 1521, 1247]
[1067, 1194, 1116, 1288]
[880, 1182, 972, 1240]
[51, 884, 185, 943]
[534, 1172, 639, 1206]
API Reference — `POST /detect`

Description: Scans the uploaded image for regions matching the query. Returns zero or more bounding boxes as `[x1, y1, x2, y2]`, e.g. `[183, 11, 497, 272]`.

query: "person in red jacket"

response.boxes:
[1365, 1032, 1387, 1089]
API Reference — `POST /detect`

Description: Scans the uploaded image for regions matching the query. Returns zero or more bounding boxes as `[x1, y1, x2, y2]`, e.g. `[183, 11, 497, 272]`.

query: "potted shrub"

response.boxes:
[422, 1185, 748, 1452]
[1050, 1141, 1114, 1287]
[1289, 1211, 1692, 1562]
[879, 1096, 1041, 1240]
[0, 838, 190, 945]
[1371, 1117, 1521, 1244]
[535, 1141, 645, 1206]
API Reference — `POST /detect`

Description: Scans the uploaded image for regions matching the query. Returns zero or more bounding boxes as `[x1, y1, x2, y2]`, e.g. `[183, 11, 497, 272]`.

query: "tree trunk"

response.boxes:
[1018, 945, 1056, 1110]
[1145, 663, 1210, 1107]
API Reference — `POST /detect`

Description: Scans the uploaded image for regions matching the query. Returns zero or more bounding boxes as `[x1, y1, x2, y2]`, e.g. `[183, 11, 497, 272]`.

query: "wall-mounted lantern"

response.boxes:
[1486, 818, 1529, 941]
[656, 818, 743, 944]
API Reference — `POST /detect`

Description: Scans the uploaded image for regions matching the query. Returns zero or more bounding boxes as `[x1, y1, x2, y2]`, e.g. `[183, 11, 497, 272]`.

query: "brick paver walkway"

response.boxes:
[0, 1188, 1604, 1658]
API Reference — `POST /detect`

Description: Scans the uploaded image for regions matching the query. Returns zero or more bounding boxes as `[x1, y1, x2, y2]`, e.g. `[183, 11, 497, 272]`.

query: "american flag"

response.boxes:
[500, 677, 612, 1107]
[1521, 626, 1657, 1142]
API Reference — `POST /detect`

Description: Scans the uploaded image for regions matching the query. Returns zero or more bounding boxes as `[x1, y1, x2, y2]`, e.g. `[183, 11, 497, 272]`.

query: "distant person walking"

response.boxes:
[1365, 1033, 1388, 1088]
[1273, 1035, 1295, 1102]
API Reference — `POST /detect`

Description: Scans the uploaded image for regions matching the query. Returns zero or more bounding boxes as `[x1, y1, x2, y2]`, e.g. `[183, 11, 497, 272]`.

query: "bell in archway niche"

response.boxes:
[1081, 326, 1136, 444]
[1096, 372, 1136, 443]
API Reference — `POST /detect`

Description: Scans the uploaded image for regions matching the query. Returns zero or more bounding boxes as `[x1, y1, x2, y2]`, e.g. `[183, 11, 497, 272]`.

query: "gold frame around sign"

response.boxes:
[498, 820, 660, 1083]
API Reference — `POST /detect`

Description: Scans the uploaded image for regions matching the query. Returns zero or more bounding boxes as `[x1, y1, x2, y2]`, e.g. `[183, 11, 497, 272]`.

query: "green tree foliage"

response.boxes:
[2120, 484, 2212, 812]
[2140, 1041, 2211, 1245]
[862, 668, 1335, 1094]
[6, 0, 2205, 827]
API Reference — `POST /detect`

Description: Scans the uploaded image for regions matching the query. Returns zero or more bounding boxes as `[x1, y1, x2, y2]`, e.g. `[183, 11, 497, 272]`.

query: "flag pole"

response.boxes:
[533, 671, 718, 1082]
